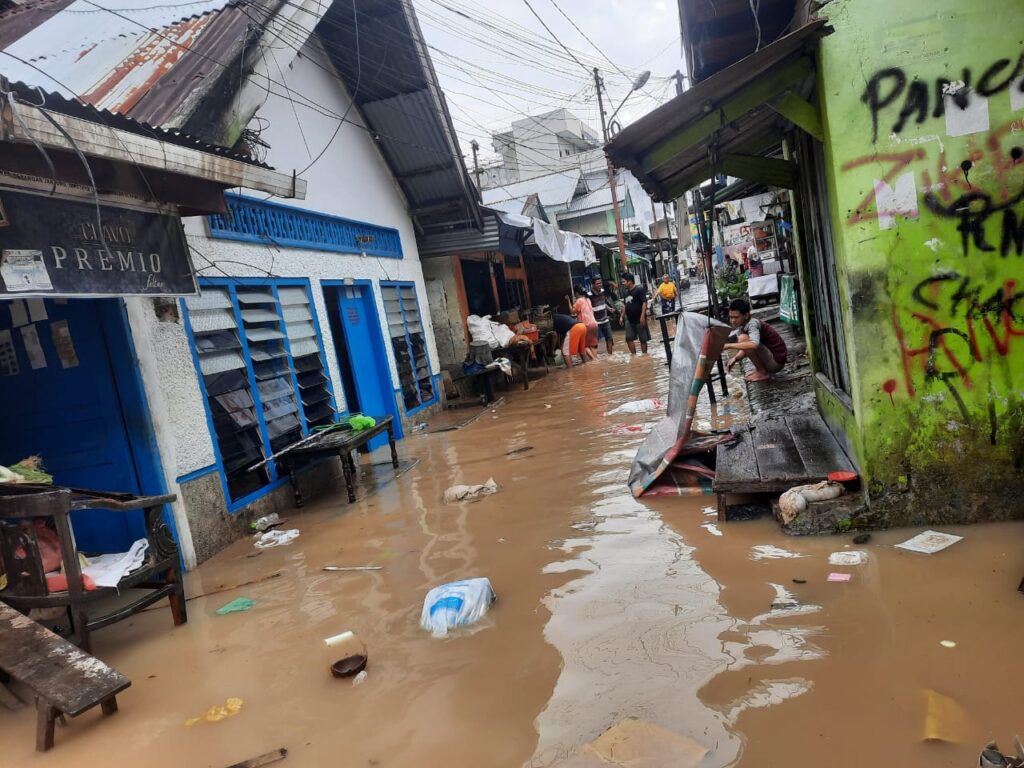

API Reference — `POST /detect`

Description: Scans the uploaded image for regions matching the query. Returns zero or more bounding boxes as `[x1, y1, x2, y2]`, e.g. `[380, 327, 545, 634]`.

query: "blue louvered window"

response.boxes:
[208, 194, 403, 259]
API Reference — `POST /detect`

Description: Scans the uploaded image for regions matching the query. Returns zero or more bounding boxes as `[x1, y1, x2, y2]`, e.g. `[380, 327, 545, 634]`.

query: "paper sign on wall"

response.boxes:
[50, 319, 78, 369]
[19, 324, 46, 369]
[7, 299, 28, 327]
[26, 298, 47, 322]
[0, 250, 54, 292]
[0, 329, 19, 376]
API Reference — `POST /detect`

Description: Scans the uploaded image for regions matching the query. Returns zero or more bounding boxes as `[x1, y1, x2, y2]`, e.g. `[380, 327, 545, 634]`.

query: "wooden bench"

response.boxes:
[0, 602, 130, 751]
[713, 413, 856, 521]
[0, 486, 186, 653]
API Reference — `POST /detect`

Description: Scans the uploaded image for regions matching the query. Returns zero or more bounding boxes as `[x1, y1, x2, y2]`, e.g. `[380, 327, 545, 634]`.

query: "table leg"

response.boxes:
[339, 450, 356, 503]
[717, 356, 729, 396]
[282, 458, 302, 508]
[717, 492, 728, 522]
[484, 372, 496, 403]
[36, 699, 57, 752]
[388, 423, 399, 469]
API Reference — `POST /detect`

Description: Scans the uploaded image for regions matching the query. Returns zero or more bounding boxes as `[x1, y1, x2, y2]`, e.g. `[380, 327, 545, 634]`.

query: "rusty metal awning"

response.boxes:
[605, 20, 832, 202]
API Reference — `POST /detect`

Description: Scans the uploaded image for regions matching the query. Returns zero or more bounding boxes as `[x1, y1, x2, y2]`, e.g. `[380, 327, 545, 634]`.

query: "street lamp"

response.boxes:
[595, 69, 651, 270]
[608, 71, 651, 128]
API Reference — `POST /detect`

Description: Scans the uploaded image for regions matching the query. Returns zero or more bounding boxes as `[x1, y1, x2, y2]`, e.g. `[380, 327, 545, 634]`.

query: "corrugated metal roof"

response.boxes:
[605, 20, 830, 201]
[418, 209, 501, 256]
[481, 169, 581, 213]
[561, 182, 625, 216]
[1, 0, 275, 145]
[318, 0, 481, 234]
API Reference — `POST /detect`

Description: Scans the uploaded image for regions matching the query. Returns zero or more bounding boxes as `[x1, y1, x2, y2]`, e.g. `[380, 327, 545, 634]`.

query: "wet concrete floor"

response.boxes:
[2, 341, 1023, 768]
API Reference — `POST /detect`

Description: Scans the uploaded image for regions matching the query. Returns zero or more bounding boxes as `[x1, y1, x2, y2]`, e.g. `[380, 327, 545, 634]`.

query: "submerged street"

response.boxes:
[2, 344, 1021, 768]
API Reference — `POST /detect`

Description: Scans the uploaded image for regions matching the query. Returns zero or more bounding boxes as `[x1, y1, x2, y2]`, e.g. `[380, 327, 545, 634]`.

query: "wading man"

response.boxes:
[724, 298, 787, 381]
[619, 272, 649, 355]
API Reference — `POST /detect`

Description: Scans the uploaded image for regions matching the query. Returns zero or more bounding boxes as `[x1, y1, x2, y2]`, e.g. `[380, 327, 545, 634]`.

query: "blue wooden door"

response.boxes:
[337, 286, 401, 448]
[0, 298, 145, 552]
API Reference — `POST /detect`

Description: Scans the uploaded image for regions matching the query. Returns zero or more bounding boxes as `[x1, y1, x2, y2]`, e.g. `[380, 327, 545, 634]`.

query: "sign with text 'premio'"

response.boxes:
[0, 187, 197, 297]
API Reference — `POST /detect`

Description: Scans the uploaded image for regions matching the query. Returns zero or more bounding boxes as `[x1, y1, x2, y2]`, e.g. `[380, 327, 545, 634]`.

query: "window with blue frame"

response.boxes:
[207, 194, 403, 259]
[381, 284, 435, 411]
[183, 281, 335, 502]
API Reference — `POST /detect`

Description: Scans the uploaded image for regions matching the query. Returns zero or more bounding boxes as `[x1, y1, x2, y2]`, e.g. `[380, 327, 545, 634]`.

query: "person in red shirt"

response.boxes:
[724, 298, 788, 381]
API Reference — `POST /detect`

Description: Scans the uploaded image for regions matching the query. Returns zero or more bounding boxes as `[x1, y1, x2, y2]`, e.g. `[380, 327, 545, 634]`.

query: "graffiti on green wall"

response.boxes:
[823, 17, 1024, 498]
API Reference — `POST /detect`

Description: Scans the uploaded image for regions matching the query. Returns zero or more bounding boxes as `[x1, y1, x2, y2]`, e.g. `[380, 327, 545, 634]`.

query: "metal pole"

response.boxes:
[470, 140, 481, 191]
[595, 67, 629, 272]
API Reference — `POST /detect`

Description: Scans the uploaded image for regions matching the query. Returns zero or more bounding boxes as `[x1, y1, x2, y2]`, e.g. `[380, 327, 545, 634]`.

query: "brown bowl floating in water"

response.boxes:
[331, 655, 367, 678]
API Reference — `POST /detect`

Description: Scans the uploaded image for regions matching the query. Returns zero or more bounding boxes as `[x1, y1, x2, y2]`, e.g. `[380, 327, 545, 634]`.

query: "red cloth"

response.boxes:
[46, 572, 97, 592]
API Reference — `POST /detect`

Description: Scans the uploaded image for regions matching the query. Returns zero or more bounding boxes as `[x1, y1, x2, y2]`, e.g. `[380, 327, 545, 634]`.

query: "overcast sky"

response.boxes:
[413, 0, 684, 166]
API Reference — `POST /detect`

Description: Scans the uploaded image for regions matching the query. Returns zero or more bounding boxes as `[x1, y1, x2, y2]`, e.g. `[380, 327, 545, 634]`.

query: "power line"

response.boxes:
[518, 0, 591, 77]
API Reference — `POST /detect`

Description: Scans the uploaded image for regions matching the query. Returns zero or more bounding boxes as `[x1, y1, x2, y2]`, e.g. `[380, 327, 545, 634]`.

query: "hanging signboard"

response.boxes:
[0, 187, 197, 297]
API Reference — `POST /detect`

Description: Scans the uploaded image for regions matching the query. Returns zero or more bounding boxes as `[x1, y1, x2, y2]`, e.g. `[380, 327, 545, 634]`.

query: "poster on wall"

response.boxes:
[0, 329, 18, 376]
[0, 187, 197, 298]
[19, 324, 46, 369]
[50, 320, 79, 369]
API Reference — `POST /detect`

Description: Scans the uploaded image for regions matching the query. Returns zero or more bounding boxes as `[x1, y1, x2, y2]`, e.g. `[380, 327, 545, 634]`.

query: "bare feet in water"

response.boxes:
[744, 371, 770, 382]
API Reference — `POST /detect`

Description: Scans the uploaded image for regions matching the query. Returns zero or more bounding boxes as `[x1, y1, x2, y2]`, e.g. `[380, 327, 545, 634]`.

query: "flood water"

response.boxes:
[2, 342, 1022, 768]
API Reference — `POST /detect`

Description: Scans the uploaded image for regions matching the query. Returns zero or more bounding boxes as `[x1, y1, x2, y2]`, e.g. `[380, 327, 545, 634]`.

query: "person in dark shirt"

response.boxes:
[724, 298, 788, 381]
[588, 276, 614, 355]
[618, 272, 650, 355]
[553, 313, 591, 367]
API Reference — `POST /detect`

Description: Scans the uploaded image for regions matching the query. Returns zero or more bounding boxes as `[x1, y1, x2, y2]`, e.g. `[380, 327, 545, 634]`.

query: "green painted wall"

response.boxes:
[818, 0, 1024, 524]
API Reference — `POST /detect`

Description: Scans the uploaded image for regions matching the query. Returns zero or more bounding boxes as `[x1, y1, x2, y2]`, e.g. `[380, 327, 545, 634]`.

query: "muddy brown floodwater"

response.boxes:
[2, 344, 1022, 768]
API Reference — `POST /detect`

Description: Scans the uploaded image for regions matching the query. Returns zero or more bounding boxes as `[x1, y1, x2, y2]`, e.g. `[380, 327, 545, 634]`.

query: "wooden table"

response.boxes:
[713, 413, 856, 521]
[274, 416, 399, 506]
[494, 340, 548, 391]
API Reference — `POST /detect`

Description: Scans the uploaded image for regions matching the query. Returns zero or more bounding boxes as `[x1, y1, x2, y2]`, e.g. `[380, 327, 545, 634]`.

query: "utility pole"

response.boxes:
[594, 67, 629, 272]
[470, 139, 481, 192]
[673, 70, 686, 96]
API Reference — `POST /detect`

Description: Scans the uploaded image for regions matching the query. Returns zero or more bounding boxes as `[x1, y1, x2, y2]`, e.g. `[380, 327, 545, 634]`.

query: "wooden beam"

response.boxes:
[659, 132, 787, 200]
[5, 104, 306, 199]
[718, 153, 797, 188]
[768, 90, 824, 141]
[640, 56, 814, 175]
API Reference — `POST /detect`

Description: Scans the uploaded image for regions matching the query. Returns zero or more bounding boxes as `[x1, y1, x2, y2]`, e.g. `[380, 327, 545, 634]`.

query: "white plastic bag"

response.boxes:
[254, 529, 300, 548]
[420, 578, 496, 637]
[607, 398, 664, 415]
[467, 315, 499, 348]
[490, 321, 515, 348]
[443, 478, 498, 504]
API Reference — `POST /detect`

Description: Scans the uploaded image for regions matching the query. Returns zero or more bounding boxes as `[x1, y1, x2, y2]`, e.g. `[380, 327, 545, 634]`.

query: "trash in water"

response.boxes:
[922, 688, 975, 743]
[506, 446, 534, 455]
[223, 747, 288, 768]
[185, 697, 243, 726]
[420, 577, 496, 637]
[852, 533, 872, 545]
[792, 578, 807, 584]
[978, 738, 1024, 768]
[251, 513, 280, 532]
[330, 655, 367, 678]
[701, 522, 723, 537]
[611, 423, 652, 435]
[323, 630, 360, 648]
[543, 403, 552, 409]
[352, 670, 368, 687]
[770, 583, 800, 611]
[828, 551, 868, 566]
[701, 505, 718, 516]
[411, 422, 428, 432]
[579, 718, 708, 768]
[778, 480, 844, 524]
[254, 529, 300, 548]
[750, 544, 807, 560]
[827, 572, 852, 582]
[896, 530, 963, 554]
[940, 640, 957, 648]
[443, 478, 498, 504]
[215, 597, 256, 615]
[606, 397, 664, 415]
[323, 565, 382, 572]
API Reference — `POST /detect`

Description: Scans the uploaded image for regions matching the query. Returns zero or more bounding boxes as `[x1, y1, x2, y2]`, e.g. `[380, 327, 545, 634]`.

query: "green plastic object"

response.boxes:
[215, 597, 256, 615]
[348, 415, 376, 431]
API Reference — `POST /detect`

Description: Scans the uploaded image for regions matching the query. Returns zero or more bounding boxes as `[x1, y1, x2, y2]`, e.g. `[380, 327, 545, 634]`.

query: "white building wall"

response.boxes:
[137, 38, 441, 487]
